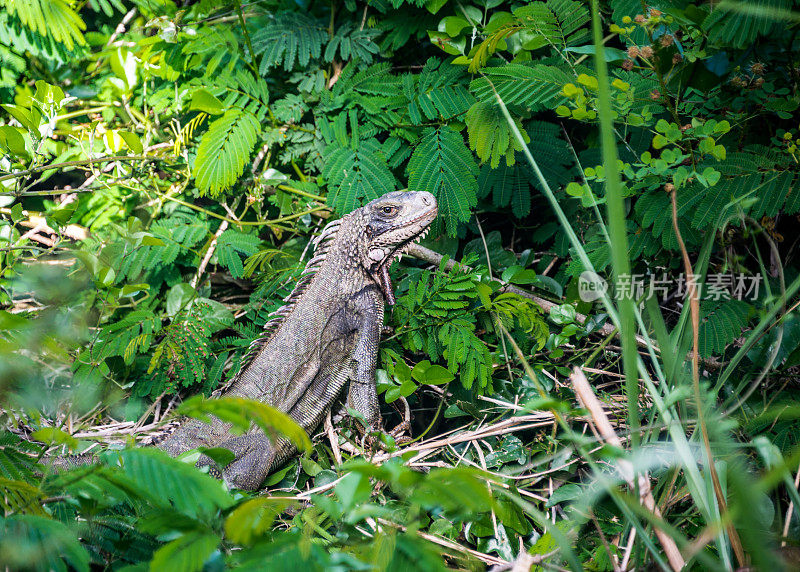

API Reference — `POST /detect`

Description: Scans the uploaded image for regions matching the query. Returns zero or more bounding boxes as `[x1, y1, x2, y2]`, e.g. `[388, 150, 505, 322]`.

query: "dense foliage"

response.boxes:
[1, 0, 800, 569]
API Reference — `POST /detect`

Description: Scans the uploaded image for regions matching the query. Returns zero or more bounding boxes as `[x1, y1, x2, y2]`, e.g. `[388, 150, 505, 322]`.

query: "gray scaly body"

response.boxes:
[154, 190, 437, 489]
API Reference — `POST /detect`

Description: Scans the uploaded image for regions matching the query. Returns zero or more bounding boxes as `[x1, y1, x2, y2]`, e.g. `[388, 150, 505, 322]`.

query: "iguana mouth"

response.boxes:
[374, 206, 436, 306]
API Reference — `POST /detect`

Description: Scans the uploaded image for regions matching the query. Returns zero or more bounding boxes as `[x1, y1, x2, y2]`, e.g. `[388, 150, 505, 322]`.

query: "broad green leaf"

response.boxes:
[149, 531, 219, 572]
[194, 108, 260, 196]
[190, 89, 225, 115]
[32, 427, 78, 451]
[176, 396, 312, 452]
[225, 497, 294, 545]
[118, 131, 143, 153]
[0, 126, 27, 156]
[411, 360, 455, 385]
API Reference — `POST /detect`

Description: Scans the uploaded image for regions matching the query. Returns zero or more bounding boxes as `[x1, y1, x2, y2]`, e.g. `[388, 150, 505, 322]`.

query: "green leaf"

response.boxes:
[166, 283, 195, 316]
[478, 162, 533, 217]
[470, 64, 572, 111]
[176, 396, 312, 453]
[703, 0, 789, 49]
[149, 531, 219, 572]
[0, 477, 46, 516]
[31, 427, 78, 451]
[3, 0, 87, 51]
[335, 471, 372, 511]
[2, 104, 39, 133]
[216, 229, 261, 279]
[698, 300, 752, 357]
[411, 360, 455, 385]
[407, 126, 478, 236]
[224, 497, 294, 545]
[118, 131, 143, 154]
[0, 126, 27, 156]
[322, 138, 397, 214]
[194, 108, 260, 197]
[513, 0, 590, 47]
[252, 11, 327, 73]
[466, 101, 530, 168]
[189, 89, 225, 115]
[0, 515, 90, 572]
[114, 448, 234, 518]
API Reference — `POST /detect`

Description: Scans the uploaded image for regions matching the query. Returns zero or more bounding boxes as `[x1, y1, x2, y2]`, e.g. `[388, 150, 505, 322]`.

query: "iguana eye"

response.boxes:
[381, 206, 398, 216]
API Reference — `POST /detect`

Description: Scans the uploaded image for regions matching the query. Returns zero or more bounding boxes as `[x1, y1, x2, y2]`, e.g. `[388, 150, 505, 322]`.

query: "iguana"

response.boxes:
[59, 190, 437, 491]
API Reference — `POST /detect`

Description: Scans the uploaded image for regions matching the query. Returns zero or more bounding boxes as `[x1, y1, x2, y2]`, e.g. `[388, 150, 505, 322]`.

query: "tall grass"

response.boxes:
[489, 3, 799, 569]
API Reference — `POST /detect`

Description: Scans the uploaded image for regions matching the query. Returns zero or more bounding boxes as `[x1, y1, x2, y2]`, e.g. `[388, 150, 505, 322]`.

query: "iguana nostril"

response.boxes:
[421, 195, 430, 205]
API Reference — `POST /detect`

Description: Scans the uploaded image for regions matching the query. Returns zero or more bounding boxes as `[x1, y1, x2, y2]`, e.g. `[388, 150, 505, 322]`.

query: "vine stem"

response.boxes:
[0, 155, 158, 184]
[234, 0, 259, 74]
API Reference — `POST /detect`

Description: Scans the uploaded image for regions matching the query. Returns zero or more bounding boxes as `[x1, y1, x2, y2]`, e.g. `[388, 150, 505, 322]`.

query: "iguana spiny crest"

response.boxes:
[55, 191, 438, 491]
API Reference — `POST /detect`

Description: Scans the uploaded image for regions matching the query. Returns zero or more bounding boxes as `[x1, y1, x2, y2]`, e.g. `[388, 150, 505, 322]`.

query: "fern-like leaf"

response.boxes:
[252, 12, 327, 73]
[407, 126, 479, 236]
[406, 59, 476, 124]
[0, 0, 86, 51]
[216, 229, 262, 279]
[466, 101, 530, 168]
[439, 319, 492, 390]
[194, 108, 261, 197]
[513, 0, 590, 48]
[698, 300, 751, 357]
[324, 23, 381, 65]
[182, 27, 243, 78]
[478, 163, 532, 217]
[470, 64, 572, 111]
[703, 0, 791, 49]
[322, 138, 397, 213]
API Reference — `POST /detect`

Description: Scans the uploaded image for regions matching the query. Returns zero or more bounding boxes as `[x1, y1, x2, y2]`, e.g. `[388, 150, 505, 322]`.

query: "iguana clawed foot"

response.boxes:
[386, 420, 412, 445]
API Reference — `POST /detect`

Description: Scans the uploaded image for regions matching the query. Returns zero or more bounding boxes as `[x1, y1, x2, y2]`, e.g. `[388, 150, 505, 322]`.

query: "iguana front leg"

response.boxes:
[346, 290, 383, 431]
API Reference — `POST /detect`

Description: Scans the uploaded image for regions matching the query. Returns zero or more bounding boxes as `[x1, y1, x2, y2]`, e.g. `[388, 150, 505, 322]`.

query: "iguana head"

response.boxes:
[361, 190, 437, 305]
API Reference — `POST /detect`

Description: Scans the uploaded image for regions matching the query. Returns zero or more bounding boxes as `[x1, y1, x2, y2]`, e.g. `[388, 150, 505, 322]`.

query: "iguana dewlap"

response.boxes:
[156, 190, 437, 489]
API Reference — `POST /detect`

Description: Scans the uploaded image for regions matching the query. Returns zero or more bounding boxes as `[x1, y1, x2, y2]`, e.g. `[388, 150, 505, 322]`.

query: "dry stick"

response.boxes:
[409, 243, 658, 351]
[569, 366, 685, 571]
[670, 188, 746, 567]
[619, 528, 637, 571]
[376, 517, 509, 567]
[782, 459, 800, 546]
[105, 7, 138, 47]
[324, 409, 343, 467]
[190, 220, 228, 289]
[408, 243, 725, 372]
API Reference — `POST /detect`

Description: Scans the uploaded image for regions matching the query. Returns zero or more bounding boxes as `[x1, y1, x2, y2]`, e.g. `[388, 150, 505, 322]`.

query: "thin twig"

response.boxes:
[325, 409, 343, 467]
[670, 188, 746, 567]
[377, 517, 509, 566]
[782, 458, 800, 546]
[0, 155, 158, 183]
[570, 366, 685, 572]
[191, 220, 228, 289]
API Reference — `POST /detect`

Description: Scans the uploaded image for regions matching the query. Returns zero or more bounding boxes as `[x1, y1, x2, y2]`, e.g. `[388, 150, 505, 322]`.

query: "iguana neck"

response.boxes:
[229, 210, 374, 379]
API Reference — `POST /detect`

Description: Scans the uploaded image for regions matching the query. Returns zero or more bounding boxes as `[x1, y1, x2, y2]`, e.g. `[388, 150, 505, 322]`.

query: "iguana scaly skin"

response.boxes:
[153, 190, 437, 490]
